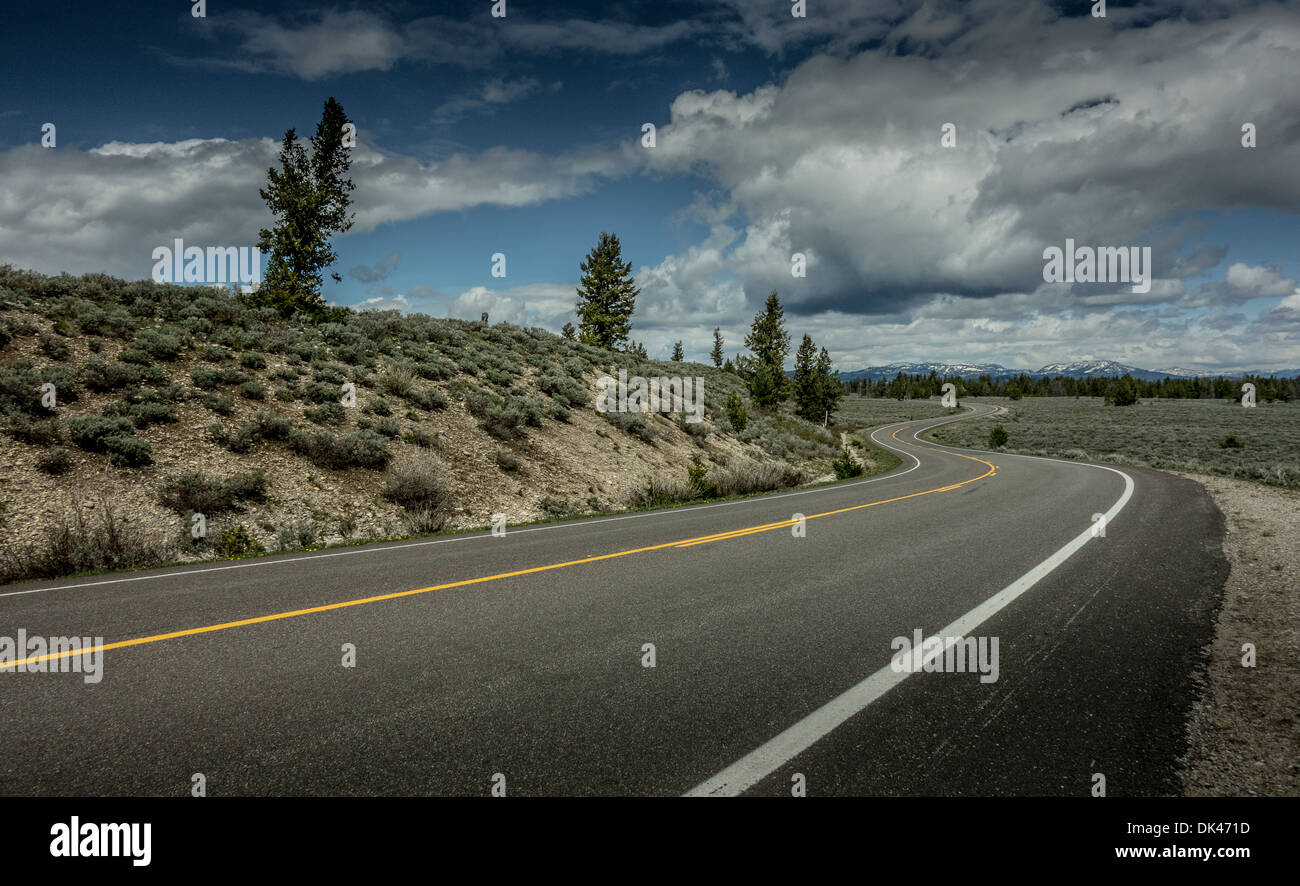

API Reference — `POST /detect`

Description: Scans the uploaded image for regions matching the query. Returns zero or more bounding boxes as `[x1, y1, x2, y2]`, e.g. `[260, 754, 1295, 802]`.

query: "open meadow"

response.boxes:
[924, 396, 1300, 488]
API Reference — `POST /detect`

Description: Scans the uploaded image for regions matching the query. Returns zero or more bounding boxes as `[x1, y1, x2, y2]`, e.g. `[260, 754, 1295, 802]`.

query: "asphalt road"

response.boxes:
[0, 403, 1228, 796]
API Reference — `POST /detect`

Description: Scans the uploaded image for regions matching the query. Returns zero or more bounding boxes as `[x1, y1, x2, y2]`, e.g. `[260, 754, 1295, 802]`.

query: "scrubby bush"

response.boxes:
[304, 401, 345, 425]
[376, 366, 417, 398]
[312, 362, 348, 385]
[381, 453, 453, 533]
[203, 393, 234, 416]
[102, 434, 152, 467]
[302, 381, 339, 404]
[832, 447, 864, 479]
[405, 386, 448, 411]
[216, 367, 251, 386]
[6, 414, 64, 445]
[495, 449, 521, 471]
[215, 524, 263, 558]
[600, 409, 653, 441]
[539, 372, 590, 406]
[132, 327, 185, 361]
[67, 415, 134, 450]
[289, 429, 391, 470]
[403, 427, 437, 448]
[190, 367, 220, 390]
[159, 468, 268, 514]
[687, 456, 717, 498]
[127, 401, 178, 428]
[227, 410, 292, 453]
[239, 380, 266, 400]
[239, 351, 267, 369]
[0, 494, 167, 583]
[39, 333, 72, 361]
[989, 424, 1009, 448]
[682, 419, 709, 442]
[36, 446, 74, 475]
[277, 522, 322, 551]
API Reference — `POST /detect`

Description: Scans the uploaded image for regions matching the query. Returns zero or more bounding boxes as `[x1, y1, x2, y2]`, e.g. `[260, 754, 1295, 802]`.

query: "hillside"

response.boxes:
[0, 267, 844, 583]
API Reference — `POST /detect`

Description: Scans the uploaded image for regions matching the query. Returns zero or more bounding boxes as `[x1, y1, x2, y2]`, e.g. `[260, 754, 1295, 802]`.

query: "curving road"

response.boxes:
[0, 402, 1227, 796]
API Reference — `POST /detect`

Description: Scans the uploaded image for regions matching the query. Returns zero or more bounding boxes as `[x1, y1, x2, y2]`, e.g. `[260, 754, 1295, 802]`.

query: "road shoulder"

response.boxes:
[1179, 473, 1300, 796]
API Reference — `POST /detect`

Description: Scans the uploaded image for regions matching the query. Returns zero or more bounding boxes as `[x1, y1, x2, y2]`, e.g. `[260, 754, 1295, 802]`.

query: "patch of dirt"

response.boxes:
[1178, 473, 1300, 796]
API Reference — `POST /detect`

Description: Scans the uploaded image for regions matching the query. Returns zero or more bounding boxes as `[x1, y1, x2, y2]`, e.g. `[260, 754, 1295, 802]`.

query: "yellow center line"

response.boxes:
[2, 420, 995, 670]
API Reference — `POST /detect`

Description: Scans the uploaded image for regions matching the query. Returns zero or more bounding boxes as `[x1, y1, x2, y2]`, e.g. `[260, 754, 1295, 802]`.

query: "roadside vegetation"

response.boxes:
[923, 396, 1300, 488]
[0, 267, 847, 584]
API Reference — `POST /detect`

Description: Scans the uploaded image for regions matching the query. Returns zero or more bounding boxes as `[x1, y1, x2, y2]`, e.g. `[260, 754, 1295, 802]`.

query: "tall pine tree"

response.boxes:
[817, 346, 842, 421]
[744, 291, 791, 407]
[792, 334, 821, 420]
[710, 327, 724, 367]
[254, 97, 355, 318]
[575, 232, 639, 350]
[671, 341, 684, 362]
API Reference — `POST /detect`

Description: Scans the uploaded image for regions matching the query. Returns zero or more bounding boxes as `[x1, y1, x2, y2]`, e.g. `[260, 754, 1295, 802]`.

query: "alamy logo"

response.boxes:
[890, 629, 999, 683]
[595, 369, 705, 423]
[0, 630, 104, 683]
[151, 239, 262, 287]
[1042, 239, 1152, 293]
[50, 817, 150, 866]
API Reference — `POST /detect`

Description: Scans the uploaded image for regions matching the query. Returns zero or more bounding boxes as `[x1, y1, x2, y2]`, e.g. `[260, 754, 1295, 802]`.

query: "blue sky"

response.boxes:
[3, 0, 1299, 372]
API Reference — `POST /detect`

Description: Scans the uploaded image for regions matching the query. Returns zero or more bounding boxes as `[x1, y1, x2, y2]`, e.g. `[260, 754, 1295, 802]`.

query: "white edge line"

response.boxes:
[0, 406, 989, 600]
[684, 440, 1135, 797]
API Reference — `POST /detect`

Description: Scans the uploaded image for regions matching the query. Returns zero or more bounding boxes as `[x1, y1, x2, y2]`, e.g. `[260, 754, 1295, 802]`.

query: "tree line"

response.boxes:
[841, 371, 1300, 403]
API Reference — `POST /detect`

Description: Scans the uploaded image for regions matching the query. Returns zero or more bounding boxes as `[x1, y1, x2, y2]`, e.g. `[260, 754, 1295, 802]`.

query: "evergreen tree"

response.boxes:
[750, 361, 779, 408]
[711, 327, 724, 368]
[817, 346, 842, 421]
[792, 334, 821, 420]
[1106, 373, 1140, 406]
[254, 97, 355, 318]
[744, 291, 790, 405]
[575, 232, 638, 350]
[561, 322, 576, 340]
[725, 390, 748, 432]
[672, 340, 684, 362]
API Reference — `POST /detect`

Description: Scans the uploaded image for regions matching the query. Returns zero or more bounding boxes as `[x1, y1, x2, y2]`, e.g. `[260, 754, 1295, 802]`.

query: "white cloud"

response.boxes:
[183, 9, 710, 79]
[0, 136, 624, 279]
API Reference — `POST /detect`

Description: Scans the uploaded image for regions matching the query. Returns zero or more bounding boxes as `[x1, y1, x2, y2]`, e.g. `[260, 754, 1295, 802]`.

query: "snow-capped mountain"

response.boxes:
[1034, 360, 1161, 379]
[1034, 355, 1138, 374]
[839, 360, 1300, 381]
[838, 362, 1026, 381]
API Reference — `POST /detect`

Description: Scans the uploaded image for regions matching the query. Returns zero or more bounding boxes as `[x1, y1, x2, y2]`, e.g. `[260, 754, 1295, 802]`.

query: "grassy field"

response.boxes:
[833, 395, 954, 478]
[835, 395, 952, 429]
[923, 396, 1300, 488]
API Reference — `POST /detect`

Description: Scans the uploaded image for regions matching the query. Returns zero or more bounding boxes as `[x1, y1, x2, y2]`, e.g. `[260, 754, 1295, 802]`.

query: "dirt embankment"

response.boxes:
[1180, 474, 1299, 796]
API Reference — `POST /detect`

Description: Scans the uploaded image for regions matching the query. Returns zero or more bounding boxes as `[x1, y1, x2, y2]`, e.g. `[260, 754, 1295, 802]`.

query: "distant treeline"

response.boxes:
[842, 372, 1300, 402]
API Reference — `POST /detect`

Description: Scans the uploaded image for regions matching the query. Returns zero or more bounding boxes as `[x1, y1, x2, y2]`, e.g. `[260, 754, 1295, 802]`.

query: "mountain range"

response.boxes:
[837, 360, 1300, 382]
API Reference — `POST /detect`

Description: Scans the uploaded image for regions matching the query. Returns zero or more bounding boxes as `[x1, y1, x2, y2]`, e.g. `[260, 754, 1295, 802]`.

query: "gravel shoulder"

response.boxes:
[1178, 473, 1299, 796]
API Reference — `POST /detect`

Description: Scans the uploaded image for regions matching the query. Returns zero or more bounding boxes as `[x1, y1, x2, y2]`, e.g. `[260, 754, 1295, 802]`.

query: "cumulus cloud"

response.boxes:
[636, 2, 1300, 322]
[181, 8, 711, 79]
[0, 136, 624, 279]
